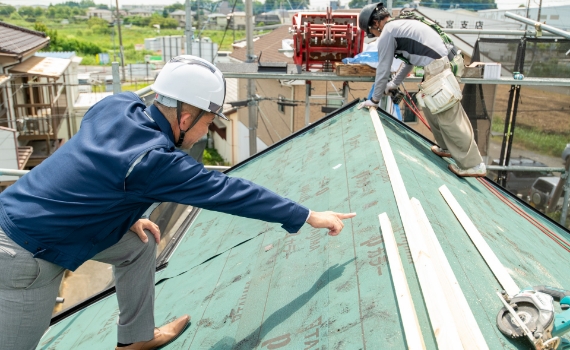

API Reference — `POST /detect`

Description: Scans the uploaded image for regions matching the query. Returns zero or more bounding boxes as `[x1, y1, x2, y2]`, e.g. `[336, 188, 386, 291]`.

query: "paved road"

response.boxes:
[488, 139, 564, 168]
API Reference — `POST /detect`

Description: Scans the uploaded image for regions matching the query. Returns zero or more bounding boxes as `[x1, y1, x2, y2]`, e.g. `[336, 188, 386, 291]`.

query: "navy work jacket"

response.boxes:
[0, 93, 309, 271]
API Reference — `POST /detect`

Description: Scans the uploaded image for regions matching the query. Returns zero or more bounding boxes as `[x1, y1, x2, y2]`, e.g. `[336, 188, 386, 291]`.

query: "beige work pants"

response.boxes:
[422, 57, 483, 169]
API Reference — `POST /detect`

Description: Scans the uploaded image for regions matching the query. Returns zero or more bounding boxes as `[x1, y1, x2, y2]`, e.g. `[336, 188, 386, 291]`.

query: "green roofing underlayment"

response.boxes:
[39, 103, 570, 349]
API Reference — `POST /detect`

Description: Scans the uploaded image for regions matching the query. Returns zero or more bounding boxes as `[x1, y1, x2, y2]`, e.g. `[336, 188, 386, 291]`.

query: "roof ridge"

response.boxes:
[0, 21, 47, 38]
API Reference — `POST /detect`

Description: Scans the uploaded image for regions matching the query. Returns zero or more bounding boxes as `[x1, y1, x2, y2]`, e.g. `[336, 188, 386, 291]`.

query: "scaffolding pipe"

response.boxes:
[134, 85, 153, 96]
[444, 28, 557, 36]
[505, 12, 570, 39]
[486, 166, 565, 172]
[562, 173, 570, 226]
[0, 169, 29, 177]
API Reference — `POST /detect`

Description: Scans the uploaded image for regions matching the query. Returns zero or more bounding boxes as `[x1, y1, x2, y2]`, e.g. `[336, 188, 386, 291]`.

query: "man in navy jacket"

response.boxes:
[0, 56, 355, 350]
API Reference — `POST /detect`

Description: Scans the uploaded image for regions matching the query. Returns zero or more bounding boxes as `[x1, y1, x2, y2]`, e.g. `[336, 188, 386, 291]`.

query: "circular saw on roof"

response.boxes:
[496, 287, 570, 350]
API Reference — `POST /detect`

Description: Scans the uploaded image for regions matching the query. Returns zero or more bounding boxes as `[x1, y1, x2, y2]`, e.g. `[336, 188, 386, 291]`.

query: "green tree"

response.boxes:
[164, 2, 184, 13]
[79, 0, 96, 8]
[18, 6, 35, 17]
[46, 7, 56, 18]
[263, 0, 308, 11]
[0, 4, 17, 17]
[87, 16, 109, 28]
[61, 1, 80, 7]
[34, 7, 44, 17]
[348, 0, 367, 8]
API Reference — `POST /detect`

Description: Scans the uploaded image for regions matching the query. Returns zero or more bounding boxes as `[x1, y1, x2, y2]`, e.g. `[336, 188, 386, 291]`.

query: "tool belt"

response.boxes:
[416, 68, 462, 114]
[449, 51, 465, 79]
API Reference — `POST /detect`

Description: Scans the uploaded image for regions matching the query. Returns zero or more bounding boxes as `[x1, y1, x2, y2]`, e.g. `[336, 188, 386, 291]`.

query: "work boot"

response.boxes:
[448, 163, 487, 178]
[116, 315, 190, 350]
[431, 145, 451, 158]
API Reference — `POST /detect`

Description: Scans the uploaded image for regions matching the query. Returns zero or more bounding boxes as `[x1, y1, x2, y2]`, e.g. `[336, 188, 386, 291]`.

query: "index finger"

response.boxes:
[335, 212, 357, 220]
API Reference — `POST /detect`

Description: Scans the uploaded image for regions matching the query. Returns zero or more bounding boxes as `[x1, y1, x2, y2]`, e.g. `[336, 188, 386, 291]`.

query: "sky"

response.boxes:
[2, 0, 570, 10]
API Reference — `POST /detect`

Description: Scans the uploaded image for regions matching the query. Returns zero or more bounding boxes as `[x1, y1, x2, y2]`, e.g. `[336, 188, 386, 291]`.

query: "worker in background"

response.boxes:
[0, 55, 356, 350]
[357, 3, 486, 177]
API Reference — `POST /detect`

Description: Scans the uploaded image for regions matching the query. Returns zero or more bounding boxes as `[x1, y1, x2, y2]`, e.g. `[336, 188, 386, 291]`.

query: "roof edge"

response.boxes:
[0, 21, 47, 38]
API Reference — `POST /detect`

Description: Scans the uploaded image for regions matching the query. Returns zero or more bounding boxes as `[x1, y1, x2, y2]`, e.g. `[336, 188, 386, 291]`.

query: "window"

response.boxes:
[0, 87, 6, 128]
[550, 15, 559, 20]
[534, 180, 553, 193]
[401, 95, 417, 123]
[540, 15, 547, 20]
[326, 93, 343, 108]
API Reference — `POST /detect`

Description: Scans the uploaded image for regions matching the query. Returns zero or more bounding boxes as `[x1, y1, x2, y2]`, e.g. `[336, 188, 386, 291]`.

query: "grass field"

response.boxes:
[491, 115, 569, 158]
[2, 18, 248, 65]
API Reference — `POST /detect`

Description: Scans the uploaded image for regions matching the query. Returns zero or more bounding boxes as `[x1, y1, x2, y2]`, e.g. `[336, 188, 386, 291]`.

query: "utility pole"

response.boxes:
[245, 0, 257, 156]
[536, 0, 543, 23]
[115, 0, 126, 81]
[524, 0, 531, 31]
[185, 0, 193, 55]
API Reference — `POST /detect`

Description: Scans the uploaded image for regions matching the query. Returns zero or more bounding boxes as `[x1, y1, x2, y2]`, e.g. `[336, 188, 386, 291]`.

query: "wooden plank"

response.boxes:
[438, 185, 520, 298]
[368, 107, 464, 350]
[379, 213, 426, 350]
[18, 146, 33, 169]
[411, 198, 489, 350]
[335, 64, 376, 77]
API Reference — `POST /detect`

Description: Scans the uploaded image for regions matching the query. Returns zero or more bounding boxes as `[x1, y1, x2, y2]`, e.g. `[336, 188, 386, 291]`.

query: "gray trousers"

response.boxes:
[0, 228, 157, 350]
[422, 57, 483, 169]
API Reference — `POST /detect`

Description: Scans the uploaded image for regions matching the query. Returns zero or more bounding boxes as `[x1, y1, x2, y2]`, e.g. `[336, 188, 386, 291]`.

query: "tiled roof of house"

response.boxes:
[230, 25, 293, 64]
[40, 102, 570, 349]
[0, 22, 49, 56]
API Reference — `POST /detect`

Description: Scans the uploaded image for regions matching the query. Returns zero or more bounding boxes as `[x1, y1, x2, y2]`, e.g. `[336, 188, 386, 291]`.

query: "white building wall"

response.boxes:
[478, 6, 570, 31]
[0, 128, 19, 182]
[237, 121, 267, 163]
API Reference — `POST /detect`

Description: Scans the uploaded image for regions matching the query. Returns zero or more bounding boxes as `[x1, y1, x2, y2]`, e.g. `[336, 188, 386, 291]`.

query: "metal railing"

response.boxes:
[0, 166, 229, 178]
[504, 12, 570, 40]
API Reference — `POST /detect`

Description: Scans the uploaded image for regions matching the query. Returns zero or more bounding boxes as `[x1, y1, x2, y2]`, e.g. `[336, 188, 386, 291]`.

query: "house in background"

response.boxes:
[170, 9, 188, 27]
[479, 5, 570, 31]
[86, 8, 114, 22]
[122, 4, 164, 13]
[127, 9, 153, 18]
[207, 13, 228, 30]
[0, 127, 32, 190]
[227, 12, 252, 30]
[0, 22, 84, 171]
[0, 22, 50, 171]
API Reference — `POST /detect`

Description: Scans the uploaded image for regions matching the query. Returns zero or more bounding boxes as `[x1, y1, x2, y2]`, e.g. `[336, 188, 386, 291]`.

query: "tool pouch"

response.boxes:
[416, 69, 462, 114]
[450, 51, 465, 79]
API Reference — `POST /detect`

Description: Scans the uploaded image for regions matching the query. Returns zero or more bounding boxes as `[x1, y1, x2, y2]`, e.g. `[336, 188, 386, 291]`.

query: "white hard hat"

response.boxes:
[151, 55, 228, 120]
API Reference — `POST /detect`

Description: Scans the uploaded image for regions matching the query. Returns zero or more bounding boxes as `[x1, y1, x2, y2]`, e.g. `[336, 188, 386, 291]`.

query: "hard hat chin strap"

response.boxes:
[175, 100, 207, 148]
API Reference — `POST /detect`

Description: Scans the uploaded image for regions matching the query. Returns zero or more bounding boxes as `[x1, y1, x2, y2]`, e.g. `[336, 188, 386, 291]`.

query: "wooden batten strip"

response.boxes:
[439, 185, 520, 298]
[379, 213, 426, 350]
[368, 107, 463, 349]
[411, 198, 489, 350]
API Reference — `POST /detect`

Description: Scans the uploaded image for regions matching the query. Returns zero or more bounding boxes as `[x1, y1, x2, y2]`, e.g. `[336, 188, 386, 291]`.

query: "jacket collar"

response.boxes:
[147, 104, 176, 145]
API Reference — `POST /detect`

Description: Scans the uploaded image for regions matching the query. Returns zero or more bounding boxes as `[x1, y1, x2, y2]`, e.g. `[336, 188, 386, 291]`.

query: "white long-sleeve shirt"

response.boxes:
[372, 19, 450, 102]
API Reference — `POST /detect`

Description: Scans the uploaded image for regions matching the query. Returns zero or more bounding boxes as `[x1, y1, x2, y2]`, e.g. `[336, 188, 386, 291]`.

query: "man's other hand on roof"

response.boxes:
[130, 218, 161, 243]
[357, 99, 378, 109]
[306, 211, 356, 236]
